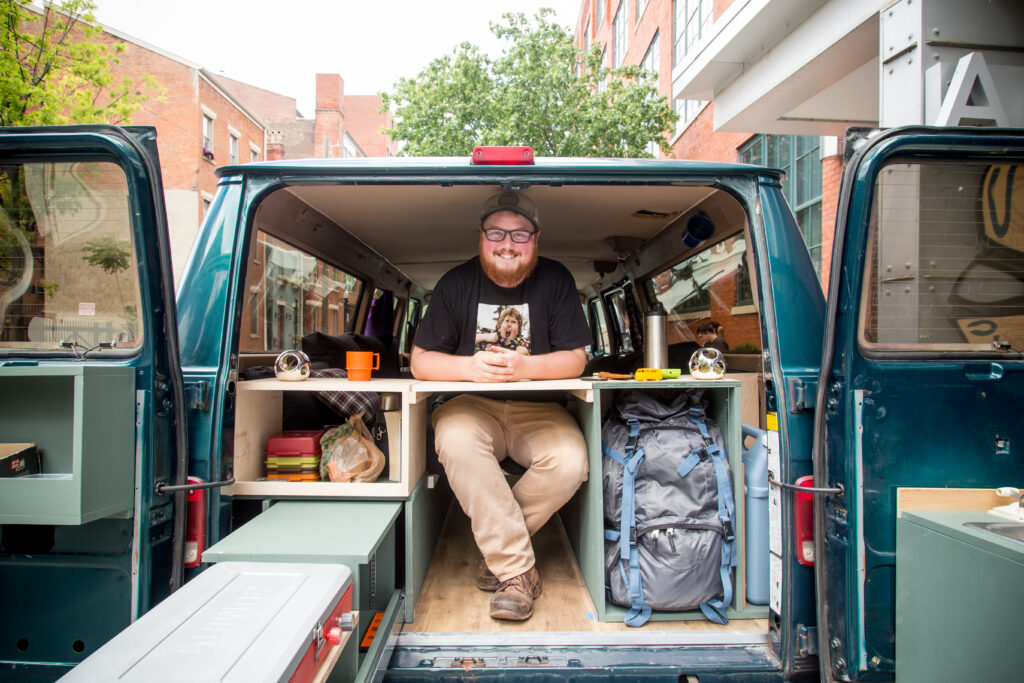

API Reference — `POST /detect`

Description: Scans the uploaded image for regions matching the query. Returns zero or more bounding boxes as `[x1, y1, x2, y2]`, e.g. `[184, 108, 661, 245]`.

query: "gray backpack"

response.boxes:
[602, 389, 737, 627]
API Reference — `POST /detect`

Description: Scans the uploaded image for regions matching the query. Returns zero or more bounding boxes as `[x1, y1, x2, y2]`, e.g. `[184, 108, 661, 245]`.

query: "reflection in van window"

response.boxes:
[588, 297, 611, 355]
[862, 161, 1024, 351]
[0, 161, 144, 351]
[239, 230, 363, 352]
[646, 231, 760, 351]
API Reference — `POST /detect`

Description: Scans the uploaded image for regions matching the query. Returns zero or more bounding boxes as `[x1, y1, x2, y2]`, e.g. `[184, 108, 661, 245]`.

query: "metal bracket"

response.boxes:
[185, 380, 210, 412]
[313, 621, 326, 663]
[797, 624, 818, 657]
[787, 377, 816, 414]
[451, 657, 488, 670]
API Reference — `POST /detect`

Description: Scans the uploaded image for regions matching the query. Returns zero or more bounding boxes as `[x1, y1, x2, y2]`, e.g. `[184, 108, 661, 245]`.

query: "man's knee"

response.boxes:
[433, 399, 495, 467]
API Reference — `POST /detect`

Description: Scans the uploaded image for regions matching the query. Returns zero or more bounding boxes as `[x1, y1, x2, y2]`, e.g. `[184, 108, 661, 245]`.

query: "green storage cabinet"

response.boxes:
[203, 500, 401, 627]
[897, 510, 1024, 682]
[0, 365, 135, 525]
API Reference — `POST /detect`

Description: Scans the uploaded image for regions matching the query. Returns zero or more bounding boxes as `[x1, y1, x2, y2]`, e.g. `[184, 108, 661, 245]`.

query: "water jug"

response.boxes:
[643, 302, 667, 369]
[741, 423, 770, 605]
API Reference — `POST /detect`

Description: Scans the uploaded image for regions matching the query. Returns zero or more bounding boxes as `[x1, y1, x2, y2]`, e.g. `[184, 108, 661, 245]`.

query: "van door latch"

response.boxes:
[185, 380, 210, 411]
[787, 377, 816, 413]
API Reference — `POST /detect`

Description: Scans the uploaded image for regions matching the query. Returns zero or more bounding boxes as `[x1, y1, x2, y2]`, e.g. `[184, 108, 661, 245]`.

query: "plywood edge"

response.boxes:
[896, 487, 1003, 513]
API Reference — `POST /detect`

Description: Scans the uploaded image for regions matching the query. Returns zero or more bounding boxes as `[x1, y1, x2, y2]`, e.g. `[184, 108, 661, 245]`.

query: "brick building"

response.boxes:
[21, 7, 395, 283]
[219, 73, 397, 162]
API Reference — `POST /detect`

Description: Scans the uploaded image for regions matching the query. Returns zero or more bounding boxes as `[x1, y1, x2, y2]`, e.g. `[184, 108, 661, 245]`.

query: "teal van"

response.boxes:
[1, 125, 1022, 681]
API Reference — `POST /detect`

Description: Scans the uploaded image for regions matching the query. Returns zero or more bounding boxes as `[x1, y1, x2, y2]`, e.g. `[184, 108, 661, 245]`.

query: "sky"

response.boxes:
[92, 0, 585, 118]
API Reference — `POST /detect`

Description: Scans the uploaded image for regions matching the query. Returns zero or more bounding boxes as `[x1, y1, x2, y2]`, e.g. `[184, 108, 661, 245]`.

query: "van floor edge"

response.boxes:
[403, 504, 769, 635]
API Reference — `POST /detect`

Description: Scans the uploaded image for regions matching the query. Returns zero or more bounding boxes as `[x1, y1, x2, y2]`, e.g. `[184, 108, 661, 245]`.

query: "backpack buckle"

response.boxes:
[722, 520, 735, 542]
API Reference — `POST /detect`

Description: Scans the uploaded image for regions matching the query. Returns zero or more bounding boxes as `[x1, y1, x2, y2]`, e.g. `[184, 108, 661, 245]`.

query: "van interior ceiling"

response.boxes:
[237, 179, 765, 637]
[251, 182, 751, 298]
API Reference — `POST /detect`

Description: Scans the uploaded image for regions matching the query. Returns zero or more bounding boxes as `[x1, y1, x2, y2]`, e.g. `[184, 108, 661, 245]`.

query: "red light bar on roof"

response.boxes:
[471, 146, 535, 165]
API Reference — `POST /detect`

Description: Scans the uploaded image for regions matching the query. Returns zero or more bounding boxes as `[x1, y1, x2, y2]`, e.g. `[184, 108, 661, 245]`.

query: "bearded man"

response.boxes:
[410, 190, 590, 621]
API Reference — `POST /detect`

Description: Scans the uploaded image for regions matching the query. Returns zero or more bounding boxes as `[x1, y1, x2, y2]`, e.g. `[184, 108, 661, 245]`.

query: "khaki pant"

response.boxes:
[432, 394, 589, 581]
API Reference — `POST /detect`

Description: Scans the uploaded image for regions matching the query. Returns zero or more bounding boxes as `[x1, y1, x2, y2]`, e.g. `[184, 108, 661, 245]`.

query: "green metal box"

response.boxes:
[0, 365, 135, 525]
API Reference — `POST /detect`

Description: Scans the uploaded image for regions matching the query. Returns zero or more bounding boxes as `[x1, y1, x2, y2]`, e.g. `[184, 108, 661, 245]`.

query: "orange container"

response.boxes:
[346, 351, 379, 381]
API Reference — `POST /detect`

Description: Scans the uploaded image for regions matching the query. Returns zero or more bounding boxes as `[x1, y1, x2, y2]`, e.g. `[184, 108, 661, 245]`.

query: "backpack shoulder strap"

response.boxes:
[688, 407, 738, 625]
[602, 417, 651, 627]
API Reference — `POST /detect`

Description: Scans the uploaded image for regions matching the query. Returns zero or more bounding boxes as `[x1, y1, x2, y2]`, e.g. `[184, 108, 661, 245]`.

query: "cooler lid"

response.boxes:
[60, 562, 352, 682]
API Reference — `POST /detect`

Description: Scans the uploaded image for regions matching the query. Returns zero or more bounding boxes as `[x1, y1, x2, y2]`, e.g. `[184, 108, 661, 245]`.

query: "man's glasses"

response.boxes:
[482, 227, 536, 243]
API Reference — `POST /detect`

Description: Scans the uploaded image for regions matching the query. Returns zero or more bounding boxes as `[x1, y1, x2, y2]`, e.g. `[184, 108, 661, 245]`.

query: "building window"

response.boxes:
[229, 132, 239, 165]
[674, 97, 707, 133]
[637, 0, 649, 21]
[612, 1, 626, 67]
[673, 0, 712, 69]
[584, 17, 591, 53]
[641, 31, 659, 78]
[202, 112, 215, 159]
[740, 134, 823, 274]
[642, 32, 661, 156]
[249, 143, 260, 163]
[596, 0, 604, 30]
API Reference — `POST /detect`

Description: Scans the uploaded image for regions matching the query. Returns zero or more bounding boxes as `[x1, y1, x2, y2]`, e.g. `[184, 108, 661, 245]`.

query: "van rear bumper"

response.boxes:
[389, 632, 784, 678]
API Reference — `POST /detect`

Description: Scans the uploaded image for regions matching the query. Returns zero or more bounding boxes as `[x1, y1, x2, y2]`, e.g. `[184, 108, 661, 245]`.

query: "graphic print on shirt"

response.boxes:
[475, 303, 531, 355]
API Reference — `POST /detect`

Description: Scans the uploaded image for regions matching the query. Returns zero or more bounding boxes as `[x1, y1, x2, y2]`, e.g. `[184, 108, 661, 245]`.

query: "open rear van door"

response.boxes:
[0, 126, 186, 676]
[813, 126, 1024, 681]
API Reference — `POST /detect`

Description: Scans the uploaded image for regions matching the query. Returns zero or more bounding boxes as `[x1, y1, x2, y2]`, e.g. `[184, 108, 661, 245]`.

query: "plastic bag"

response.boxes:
[319, 412, 386, 483]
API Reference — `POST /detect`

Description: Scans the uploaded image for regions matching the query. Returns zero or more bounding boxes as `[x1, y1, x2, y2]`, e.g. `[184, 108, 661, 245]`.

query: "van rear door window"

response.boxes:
[240, 230, 363, 352]
[0, 161, 144, 352]
[861, 161, 1024, 351]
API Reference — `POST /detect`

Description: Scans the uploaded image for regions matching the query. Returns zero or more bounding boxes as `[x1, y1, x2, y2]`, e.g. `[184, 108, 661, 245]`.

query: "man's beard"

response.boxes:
[481, 249, 538, 288]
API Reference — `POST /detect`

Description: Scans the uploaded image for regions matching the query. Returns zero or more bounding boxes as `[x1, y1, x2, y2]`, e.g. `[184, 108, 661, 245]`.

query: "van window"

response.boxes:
[861, 161, 1024, 351]
[0, 160, 144, 352]
[588, 297, 612, 355]
[604, 287, 638, 354]
[400, 297, 421, 354]
[646, 231, 757, 348]
[240, 230, 363, 352]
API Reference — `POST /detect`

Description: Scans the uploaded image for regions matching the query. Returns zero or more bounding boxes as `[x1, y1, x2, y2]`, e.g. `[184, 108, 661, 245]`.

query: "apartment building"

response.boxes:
[574, 0, 1023, 294]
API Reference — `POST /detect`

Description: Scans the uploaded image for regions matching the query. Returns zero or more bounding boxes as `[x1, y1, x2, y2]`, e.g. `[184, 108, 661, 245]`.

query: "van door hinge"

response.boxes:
[787, 377, 817, 413]
[185, 380, 210, 411]
[797, 624, 818, 657]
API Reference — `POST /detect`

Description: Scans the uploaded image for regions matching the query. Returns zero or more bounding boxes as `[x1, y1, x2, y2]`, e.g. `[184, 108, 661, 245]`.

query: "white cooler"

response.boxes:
[60, 562, 354, 682]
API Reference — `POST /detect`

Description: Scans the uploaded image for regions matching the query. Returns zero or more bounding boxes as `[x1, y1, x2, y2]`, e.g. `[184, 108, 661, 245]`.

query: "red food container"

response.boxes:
[265, 430, 326, 458]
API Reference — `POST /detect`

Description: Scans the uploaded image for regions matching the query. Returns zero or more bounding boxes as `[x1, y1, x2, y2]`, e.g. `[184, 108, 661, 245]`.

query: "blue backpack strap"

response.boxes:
[689, 408, 736, 625]
[604, 418, 651, 627]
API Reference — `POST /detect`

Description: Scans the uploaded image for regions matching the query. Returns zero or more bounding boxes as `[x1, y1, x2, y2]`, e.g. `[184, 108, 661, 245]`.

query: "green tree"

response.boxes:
[0, 0, 160, 126]
[380, 10, 677, 158]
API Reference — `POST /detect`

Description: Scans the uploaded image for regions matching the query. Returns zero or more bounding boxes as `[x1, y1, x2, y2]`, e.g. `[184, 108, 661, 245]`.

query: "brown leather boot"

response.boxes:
[476, 559, 499, 592]
[489, 566, 542, 621]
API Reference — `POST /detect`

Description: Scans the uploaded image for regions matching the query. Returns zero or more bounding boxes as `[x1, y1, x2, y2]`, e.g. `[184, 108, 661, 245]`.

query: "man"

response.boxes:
[410, 190, 590, 621]
[697, 320, 729, 352]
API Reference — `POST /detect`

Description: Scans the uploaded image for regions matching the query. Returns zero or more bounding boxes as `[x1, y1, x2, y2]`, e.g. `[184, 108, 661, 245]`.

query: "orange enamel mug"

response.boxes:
[346, 351, 379, 381]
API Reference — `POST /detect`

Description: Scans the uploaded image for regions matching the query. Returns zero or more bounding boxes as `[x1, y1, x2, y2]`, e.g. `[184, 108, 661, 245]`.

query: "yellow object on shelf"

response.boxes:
[634, 368, 663, 381]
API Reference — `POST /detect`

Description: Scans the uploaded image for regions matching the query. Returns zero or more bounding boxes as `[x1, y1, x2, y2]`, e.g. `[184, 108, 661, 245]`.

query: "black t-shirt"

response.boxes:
[414, 256, 591, 360]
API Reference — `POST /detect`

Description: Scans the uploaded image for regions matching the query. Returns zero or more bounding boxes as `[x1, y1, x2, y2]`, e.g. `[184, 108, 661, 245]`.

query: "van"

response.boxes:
[1, 125, 1022, 681]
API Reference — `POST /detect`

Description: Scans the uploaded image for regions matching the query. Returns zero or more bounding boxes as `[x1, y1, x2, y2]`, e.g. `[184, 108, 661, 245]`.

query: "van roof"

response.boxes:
[222, 156, 778, 292]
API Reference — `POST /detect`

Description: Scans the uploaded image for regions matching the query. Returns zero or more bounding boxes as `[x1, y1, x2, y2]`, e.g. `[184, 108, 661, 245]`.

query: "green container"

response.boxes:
[0, 365, 135, 525]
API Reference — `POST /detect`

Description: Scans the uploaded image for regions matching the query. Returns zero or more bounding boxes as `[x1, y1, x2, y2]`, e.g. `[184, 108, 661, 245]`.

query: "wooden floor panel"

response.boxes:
[403, 503, 768, 634]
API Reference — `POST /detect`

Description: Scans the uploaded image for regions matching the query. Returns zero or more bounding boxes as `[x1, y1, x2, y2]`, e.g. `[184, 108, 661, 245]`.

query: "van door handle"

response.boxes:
[964, 363, 1004, 381]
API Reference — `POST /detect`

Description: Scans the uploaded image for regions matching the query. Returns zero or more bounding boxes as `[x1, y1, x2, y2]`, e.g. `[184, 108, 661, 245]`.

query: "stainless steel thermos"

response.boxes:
[644, 302, 668, 369]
